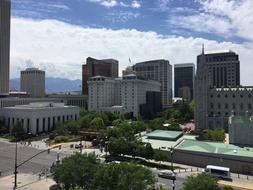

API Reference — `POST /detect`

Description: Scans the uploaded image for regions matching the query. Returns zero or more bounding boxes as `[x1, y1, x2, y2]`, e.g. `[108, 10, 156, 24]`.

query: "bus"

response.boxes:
[203, 165, 232, 181]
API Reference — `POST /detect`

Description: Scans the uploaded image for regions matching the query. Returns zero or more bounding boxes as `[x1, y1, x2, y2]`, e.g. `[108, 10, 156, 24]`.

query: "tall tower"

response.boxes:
[195, 48, 240, 131]
[0, 0, 11, 96]
[21, 68, 45, 97]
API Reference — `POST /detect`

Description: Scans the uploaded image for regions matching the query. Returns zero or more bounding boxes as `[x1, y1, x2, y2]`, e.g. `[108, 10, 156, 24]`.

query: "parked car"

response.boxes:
[158, 170, 176, 180]
[75, 144, 84, 149]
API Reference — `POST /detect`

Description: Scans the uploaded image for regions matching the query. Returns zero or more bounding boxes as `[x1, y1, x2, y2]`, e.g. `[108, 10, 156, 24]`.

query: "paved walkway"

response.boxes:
[0, 173, 56, 190]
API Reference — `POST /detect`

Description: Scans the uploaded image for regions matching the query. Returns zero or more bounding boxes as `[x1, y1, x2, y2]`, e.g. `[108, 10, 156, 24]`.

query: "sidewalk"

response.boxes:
[0, 173, 56, 190]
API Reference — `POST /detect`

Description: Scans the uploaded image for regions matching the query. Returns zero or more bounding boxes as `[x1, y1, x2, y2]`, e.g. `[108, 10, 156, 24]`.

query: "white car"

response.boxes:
[158, 170, 176, 180]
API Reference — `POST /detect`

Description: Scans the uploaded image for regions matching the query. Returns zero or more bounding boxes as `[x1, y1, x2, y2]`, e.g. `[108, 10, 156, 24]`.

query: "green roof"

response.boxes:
[176, 139, 253, 157]
[231, 116, 251, 124]
[145, 130, 183, 141]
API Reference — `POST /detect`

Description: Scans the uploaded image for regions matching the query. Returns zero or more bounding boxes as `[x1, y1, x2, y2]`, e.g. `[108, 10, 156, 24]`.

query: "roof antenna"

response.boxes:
[202, 44, 205, 55]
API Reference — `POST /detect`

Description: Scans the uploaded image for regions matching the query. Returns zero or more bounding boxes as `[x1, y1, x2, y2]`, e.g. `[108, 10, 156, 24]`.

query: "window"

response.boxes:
[248, 94, 252, 98]
[210, 94, 213, 98]
[233, 103, 236, 109]
[233, 94, 236, 98]
[240, 103, 244, 110]
[225, 94, 228, 98]
[248, 104, 252, 110]
[217, 94, 221, 98]
[240, 94, 243, 98]
[225, 103, 228, 109]
[210, 103, 214, 109]
[218, 103, 221, 109]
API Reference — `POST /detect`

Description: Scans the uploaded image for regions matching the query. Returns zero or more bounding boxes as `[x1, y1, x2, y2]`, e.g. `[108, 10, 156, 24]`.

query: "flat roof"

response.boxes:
[176, 139, 253, 157]
[145, 130, 183, 140]
[231, 116, 251, 124]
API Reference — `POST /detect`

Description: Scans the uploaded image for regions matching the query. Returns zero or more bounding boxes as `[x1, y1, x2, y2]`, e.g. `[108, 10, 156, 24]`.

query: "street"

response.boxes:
[0, 141, 57, 177]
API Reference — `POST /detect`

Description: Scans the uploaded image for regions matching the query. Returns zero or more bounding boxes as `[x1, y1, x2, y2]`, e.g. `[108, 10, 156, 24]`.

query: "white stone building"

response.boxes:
[0, 102, 79, 134]
[88, 74, 161, 118]
[21, 68, 45, 98]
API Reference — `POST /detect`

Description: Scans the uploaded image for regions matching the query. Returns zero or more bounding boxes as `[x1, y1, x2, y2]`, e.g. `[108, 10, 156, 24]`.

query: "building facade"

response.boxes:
[121, 74, 161, 118]
[88, 74, 161, 118]
[195, 49, 242, 130]
[229, 114, 253, 147]
[174, 63, 195, 101]
[0, 0, 11, 96]
[21, 68, 45, 97]
[133, 59, 172, 108]
[82, 57, 119, 95]
[88, 76, 121, 112]
[0, 102, 80, 134]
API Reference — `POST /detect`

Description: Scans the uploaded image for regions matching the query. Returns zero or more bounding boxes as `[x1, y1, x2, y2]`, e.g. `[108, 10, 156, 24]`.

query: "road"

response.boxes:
[0, 141, 58, 177]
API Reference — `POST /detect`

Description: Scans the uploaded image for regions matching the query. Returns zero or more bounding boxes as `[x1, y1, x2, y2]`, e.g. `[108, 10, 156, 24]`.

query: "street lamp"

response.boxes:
[169, 146, 175, 190]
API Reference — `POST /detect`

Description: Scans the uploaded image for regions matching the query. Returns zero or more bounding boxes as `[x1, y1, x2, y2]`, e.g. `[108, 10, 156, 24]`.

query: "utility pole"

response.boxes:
[14, 141, 18, 189]
[13, 144, 61, 189]
[170, 146, 175, 190]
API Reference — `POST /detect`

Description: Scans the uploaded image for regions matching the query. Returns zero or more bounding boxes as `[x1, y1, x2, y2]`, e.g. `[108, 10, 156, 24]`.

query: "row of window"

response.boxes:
[210, 103, 252, 110]
[210, 94, 252, 98]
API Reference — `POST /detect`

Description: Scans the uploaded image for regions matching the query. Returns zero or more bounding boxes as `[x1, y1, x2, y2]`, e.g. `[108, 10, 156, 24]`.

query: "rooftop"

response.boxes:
[2, 102, 77, 110]
[145, 130, 183, 141]
[231, 116, 251, 124]
[176, 139, 253, 157]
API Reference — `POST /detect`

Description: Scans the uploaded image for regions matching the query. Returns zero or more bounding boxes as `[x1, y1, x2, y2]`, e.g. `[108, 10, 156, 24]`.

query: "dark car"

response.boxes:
[75, 144, 84, 149]
[158, 170, 176, 180]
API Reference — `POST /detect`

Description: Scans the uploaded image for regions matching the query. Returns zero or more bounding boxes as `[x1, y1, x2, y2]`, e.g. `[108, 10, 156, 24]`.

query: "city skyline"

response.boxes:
[9, 0, 253, 86]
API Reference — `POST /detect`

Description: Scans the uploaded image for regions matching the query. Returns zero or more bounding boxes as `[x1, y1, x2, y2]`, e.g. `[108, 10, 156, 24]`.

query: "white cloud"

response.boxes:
[86, 0, 141, 8]
[168, 0, 253, 41]
[105, 11, 140, 22]
[131, 0, 141, 9]
[10, 17, 253, 86]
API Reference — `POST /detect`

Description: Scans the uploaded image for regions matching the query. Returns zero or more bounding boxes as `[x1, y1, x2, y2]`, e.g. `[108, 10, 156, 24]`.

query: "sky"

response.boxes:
[10, 0, 253, 85]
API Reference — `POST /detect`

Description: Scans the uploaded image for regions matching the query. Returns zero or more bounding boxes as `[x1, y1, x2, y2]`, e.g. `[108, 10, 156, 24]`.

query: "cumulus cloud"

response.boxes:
[86, 0, 141, 8]
[10, 17, 253, 85]
[105, 11, 140, 22]
[167, 0, 253, 41]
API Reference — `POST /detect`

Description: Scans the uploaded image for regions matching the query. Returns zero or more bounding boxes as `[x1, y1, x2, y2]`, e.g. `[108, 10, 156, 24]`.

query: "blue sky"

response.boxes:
[10, 0, 253, 84]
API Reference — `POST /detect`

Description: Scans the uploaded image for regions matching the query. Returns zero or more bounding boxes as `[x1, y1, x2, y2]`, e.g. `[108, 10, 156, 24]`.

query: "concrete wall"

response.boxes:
[170, 149, 253, 175]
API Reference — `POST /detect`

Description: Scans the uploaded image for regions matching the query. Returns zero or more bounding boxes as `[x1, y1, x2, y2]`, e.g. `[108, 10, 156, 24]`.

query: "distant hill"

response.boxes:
[10, 77, 82, 94]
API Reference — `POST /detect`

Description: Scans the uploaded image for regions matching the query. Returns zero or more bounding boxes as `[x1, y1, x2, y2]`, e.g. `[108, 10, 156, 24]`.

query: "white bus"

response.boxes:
[203, 165, 232, 180]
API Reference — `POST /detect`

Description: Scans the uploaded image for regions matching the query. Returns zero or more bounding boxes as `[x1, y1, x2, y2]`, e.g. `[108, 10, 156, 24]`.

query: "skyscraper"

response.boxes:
[195, 48, 241, 131]
[21, 68, 45, 97]
[174, 63, 195, 101]
[133, 59, 172, 108]
[82, 57, 119, 95]
[0, 0, 11, 96]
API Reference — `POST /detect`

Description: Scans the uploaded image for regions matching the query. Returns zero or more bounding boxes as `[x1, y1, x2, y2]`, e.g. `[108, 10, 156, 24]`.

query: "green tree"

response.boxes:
[198, 129, 225, 142]
[53, 153, 98, 190]
[92, 163, 156, 190]
[144, 143, 154, 159]
[90, 117, 104, 131]
[11, 121, 25, 139]
[154, 150, 168, 164]
[182, 173, 220, 190]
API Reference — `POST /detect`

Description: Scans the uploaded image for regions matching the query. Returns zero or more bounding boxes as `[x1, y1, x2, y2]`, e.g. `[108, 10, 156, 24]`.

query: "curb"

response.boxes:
[218, 180, 253, 190]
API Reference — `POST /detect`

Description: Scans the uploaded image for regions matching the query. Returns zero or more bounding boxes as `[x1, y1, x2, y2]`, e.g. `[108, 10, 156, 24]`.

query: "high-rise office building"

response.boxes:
[174, 63, 195, 101]
[0, 0, 11, 96]
[133, 59, 172, 108]
[82, 57, 119, 95]
[195, 48, 242, 130]
[21, 68, 45, 97]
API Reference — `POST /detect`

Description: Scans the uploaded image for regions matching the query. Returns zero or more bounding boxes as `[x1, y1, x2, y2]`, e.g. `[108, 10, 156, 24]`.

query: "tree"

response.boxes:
[198, 129, 225, 142]
[182, 173, 232, 190]
[182, 173, 219, 190]
[53, 153, 98, 190]
[144, 143, 154, 159]
[11, 121, 25, 139]
[92, 162, 156, 190]
[154, 150, 168, 164]
[90, 117, 104, 131]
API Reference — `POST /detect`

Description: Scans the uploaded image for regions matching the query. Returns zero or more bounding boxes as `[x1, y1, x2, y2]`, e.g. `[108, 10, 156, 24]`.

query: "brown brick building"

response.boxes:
[82, 57, 118, 94]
